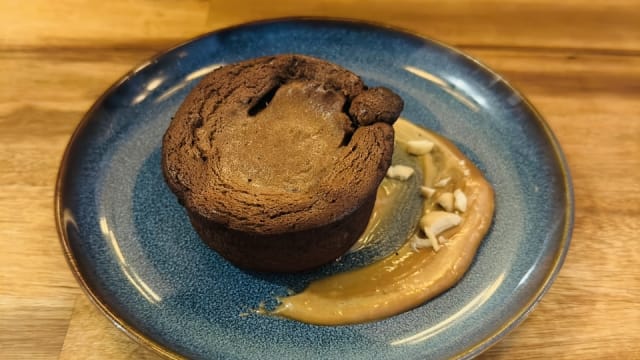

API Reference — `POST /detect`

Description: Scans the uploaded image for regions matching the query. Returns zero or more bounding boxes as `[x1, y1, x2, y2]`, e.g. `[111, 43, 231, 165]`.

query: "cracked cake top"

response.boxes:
[162, 54, 403, 235]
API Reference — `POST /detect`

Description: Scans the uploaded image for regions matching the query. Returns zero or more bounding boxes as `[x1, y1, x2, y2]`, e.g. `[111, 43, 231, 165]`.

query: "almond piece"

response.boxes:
[406, 140, 435, 155]
[420, 211, 462, 237]
[410, 233, 432, 251]
[420, 186, 436, 198]
[436, 192, 454, 211]
[454, 189, 467, 212]
[386, 165, 415, 180]
[417, 211, 462, 252]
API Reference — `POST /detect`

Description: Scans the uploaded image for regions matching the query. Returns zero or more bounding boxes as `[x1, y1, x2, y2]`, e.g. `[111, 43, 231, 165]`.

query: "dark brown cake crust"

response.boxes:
[188, 195, 377, 272]
[162, 54, 403, 271]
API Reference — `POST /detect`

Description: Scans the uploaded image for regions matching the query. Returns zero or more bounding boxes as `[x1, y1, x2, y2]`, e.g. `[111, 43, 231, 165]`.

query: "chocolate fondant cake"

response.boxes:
[162, 54, 403, 272]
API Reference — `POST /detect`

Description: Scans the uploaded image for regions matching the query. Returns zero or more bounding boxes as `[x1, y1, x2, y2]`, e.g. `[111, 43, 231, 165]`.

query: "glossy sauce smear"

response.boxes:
[270, 118, 495, 325]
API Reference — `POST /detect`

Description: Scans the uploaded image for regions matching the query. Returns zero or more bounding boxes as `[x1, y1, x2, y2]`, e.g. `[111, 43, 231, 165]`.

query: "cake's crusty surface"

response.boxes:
[162, 54, 403, 271]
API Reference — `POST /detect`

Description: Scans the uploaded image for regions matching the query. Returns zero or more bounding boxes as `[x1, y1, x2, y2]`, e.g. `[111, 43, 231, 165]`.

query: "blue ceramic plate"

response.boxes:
[56, 19, 573, 359]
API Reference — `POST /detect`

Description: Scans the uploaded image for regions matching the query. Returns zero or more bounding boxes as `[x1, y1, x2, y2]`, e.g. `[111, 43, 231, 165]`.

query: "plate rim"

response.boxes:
[55, 16, 574, 360]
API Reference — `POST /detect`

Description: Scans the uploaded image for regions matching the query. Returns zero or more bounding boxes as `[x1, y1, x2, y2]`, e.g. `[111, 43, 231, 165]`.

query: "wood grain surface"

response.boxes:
[1, 1, 639, 359]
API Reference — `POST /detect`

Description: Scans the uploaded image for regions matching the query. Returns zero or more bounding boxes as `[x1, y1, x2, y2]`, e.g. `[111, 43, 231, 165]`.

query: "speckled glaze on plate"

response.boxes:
[56, 18, 573, 360]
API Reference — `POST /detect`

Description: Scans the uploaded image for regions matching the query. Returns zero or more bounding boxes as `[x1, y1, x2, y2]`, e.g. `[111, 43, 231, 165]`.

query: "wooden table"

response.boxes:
[1, 1, 638, 359]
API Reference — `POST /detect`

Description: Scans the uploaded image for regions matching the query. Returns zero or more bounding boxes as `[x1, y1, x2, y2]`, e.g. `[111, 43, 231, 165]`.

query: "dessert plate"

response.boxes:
[56, 19, 573, 359]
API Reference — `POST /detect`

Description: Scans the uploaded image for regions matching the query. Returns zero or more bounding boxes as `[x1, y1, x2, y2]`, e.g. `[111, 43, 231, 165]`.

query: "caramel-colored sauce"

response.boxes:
[349, 178, 405, 253]
[271, 118, 495, 325]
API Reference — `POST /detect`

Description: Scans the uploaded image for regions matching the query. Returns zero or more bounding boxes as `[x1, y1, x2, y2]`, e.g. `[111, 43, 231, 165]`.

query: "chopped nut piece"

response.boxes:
[416, 211, 462, 253]
[420, 186, 436, 198]
[386, 165, 415, 180]
[406, 140, 435, 155]
[420, 211, 462, 237]
[434, 177, 451, 187]
[424, 227, 441, 251]
[436, 192, 454, 211]
[454, 189, 467, 212]
[463, 169, 471, 177]
[410, 233, 432, 251]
